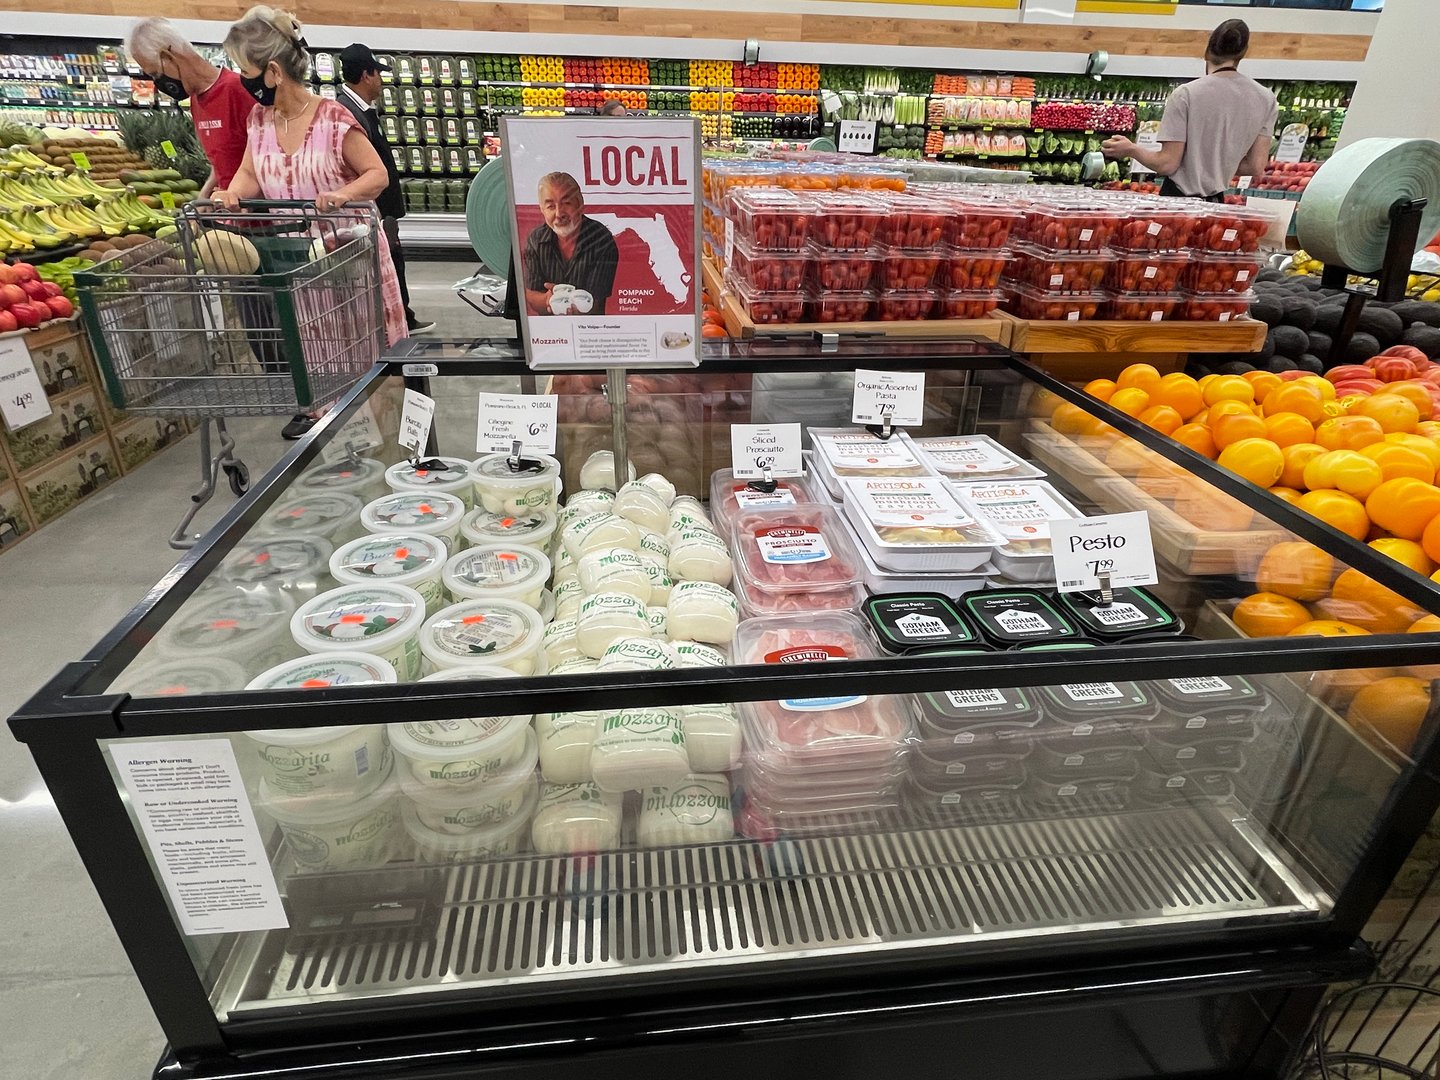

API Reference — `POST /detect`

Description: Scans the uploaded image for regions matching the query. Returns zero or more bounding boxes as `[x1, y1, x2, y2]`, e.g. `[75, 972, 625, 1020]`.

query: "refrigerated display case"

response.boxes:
[11, 337, 1440, 1080]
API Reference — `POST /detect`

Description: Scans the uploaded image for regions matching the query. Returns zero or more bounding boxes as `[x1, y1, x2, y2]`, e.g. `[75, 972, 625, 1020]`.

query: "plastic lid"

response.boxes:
[258, 768, 397, 826]
[218, 535, 334, 587]
[419, 598, 545, 671]
[950, 480, 1083, 557]
[460, 507, 557, 549]
[419, 666, 520, 682]
[862, 594, 980, 653]
[386, 711, 531, 765]
[399, 778, 538, 853]
[1037, 679, 1155, 718]
[246, 652, 399, 690]
[731, 505, 864, 596]
[962, 589, 1082, 646]
[1058, 587, 1181, 640]
[295, 456, 384, 492]
[361, 491, 466, 536]
[159, 588, 295, 655]
[385, 457, 473, 492]
[396, 728, 538, 808]
[291, 583, 427, 655]
[263, 493, 363, 537]
[472, 452, 562, 484]
[709, 469, 822, 529]
[111, 657, 251, 696]
[1149, 673, 1265, 712]
[443, 544, 551, 602]
[809, 427, 929, 476]
[329, 533, 447, 589]
[905, 433, 1043, 481]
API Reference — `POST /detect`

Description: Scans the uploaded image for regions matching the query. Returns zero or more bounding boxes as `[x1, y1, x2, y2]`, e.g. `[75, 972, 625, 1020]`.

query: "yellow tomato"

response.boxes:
[1218, 438, 1284, 487]
[1263, 412, 1316, 448]
[1354, 393, 1422, 434]
[1083, 378, 1118, 402]
[1280, 442, 1327, 489]
[1154, 373, 1205, 419]
[1268, 486, 1304, 505]
[1109, 387, 1151, 418]
[1297, 375, 1338, 402]
[1139, 405, 1184, 436]
[1173, 422, 1218, 460]
[1368, 477, 1440, 540]
[1297, 489, 1371, 541]
[1243, 371, 1284, 403]
[1262, 383, 1326, 423]
[1303, 449, 1385, 500]
[1370, 538, 1436, 576]
[1116, 363, 1162, 396]
[1384, 433, 1440, 472]
[1255, 541, 1335, 601]
[1316, 415, 1386, 452]
[1232, 592, 1313, 637]
[1359, 442, 1436, 484]
[1202, 374, 1255, 407]
[1212, 411, 1268, 449]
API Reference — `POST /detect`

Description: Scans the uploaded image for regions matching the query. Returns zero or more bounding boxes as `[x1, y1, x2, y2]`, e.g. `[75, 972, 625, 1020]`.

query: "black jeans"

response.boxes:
[1160, 177, 1226, 203]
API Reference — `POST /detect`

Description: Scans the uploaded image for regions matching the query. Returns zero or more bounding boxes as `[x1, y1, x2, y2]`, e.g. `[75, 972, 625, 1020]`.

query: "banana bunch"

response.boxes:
[96, 193, 170, 232]
[0, 208, 72, 249]
[0, 147, 52, 173]
[0, 175, 56, 210]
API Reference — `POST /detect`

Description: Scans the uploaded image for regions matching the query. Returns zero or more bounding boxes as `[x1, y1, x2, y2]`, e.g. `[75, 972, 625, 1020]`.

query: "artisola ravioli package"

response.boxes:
[838, 476, 998, 573]
[949, 480, 1086, 581]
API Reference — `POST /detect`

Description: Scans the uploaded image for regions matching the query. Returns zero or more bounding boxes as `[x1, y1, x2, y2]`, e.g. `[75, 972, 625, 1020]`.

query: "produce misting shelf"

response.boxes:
[1009, 318, 1267, 355]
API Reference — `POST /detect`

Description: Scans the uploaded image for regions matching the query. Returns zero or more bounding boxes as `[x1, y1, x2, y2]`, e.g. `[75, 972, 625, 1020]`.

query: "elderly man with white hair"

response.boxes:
[125, 17, 255, 196]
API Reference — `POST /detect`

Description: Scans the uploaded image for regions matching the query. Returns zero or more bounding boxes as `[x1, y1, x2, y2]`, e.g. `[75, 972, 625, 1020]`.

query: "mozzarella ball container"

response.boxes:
[154, 588, 297, 678]
[291, 583, 427, 681]
[294, 456, 387, 502]
[562, 511, 642, 561]
[667, 581, 739, 645]
[361, 491, 466, 549]
[590, 707, 691, 793]
[557, 490, 615, 531]
[397, 728, 538, 833]
[472, 453, 562, 516]
[215, 534, 334, 605]
[613, 481, 670, 533]
[442, 544, 551, 610]
[576, 592, 651, 658]
[418, 599, 546, 675]
[401, 778, 538, 864]
[243, 707, 393, 802]
[387, 713, 534, 789]
[459, 506, 558, 553]
[639, 774, 735, 846]
[258, 767, 401, 873]
[578, 547, 651, 603]
[669, 528, 734, 587]
[329, 533, 449, 617]
[261, 492, 364, 548]
[531, 781, 623, 854]
[385, 457, 476, 508]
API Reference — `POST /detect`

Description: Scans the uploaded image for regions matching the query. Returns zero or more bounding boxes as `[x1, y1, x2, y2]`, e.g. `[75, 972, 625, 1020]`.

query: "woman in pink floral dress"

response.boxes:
[213, 6, 406, 347]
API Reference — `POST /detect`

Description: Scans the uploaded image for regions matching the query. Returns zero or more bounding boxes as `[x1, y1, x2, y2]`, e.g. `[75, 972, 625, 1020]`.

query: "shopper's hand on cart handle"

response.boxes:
[212, 189, 241, 211]
[316, 192, 350, 212]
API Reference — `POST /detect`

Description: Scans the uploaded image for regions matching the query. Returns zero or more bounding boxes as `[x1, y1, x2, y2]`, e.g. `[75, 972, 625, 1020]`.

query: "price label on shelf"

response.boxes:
[160, 191, 175, 210]
[837, 120, 877, 154]
[1276, 123, 1309, 164]
[1050, 512, 1157, 595]
[399, 388, 436, 457]
[475, 392, 558, 455]
[852, 369, 924, 427]
[0, 334, 51, 432]
[730, 423, 802, 480]
[70, 151, 90, 171]
[160, 139, 177, 159]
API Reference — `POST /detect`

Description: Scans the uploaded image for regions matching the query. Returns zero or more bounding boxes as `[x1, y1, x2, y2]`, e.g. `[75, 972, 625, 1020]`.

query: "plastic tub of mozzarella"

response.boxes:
[401, 777, 538, 864]
[329, 533, 449, 617]
[536, 711, 600, 783]
[387, 710, 534, 789]
[531, 780, 624, 853]
[294, 456, 388, 502]
[397, 728, 538, 833]
[472, 453, 562, 516]
[418, 598, 546, 675]
[639, 774, 734, 846]
[591, 706, 691, 793]
[215, 534, 335, 605]
[385, 457, 476, 508]
[258, 766, 402, 873]
[110, 657, 252, 696]
[260, 492, 364, 547]
[290, 583, 428, 682]
[153, 588, 297, 678]
[459, 506, 557, 553]
[442, 544, 551, 609]
[360, 491, 466, 548]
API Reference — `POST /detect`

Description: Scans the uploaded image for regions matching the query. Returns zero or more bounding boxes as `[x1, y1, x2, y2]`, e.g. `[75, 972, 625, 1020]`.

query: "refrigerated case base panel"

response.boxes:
[218, 803, 1323, 1018]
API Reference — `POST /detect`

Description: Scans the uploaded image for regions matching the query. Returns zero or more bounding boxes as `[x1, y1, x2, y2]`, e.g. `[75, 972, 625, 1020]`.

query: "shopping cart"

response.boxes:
[76, 199, 385, 548]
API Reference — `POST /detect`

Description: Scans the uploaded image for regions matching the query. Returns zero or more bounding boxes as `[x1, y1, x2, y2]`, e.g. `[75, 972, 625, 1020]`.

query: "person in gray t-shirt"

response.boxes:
[1102, 19, 1277, 200]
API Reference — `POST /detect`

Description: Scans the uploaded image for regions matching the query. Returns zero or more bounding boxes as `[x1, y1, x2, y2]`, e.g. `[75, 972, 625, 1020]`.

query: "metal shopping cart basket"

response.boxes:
[75, 198, 385, 548]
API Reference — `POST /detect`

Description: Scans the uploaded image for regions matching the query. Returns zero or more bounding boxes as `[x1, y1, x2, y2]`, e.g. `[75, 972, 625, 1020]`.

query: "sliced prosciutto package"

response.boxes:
[709, 468, 824, 532]
[730, 506, 865, 616]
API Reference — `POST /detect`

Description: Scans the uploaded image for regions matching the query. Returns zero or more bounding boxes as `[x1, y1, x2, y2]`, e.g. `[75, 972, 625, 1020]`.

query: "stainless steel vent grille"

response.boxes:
[222, 807, 1323, 1016]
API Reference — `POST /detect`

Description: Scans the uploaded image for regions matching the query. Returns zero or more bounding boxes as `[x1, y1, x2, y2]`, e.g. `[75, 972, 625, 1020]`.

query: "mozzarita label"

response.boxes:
[755, 524, 832, 564]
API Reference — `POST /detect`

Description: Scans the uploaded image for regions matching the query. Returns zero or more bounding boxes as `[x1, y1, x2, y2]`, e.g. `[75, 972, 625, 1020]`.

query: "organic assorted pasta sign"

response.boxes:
[502, 116, 702, 370]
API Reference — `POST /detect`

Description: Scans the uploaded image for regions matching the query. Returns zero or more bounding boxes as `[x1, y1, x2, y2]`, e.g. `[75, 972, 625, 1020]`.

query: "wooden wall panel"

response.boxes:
[0, 0, 1371, 62]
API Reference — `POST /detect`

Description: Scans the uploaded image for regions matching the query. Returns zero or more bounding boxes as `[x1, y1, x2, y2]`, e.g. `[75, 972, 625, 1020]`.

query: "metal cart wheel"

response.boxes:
[224, 461, 250, 497]
[1313, 982, 1440, 1080]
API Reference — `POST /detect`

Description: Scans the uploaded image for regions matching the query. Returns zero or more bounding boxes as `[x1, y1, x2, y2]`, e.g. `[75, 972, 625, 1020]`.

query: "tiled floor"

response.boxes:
[0, 258, 477, 1080]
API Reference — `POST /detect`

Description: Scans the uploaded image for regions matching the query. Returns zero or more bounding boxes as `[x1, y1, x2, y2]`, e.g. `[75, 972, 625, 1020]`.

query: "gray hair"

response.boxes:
[223, 5, 309, 83]
[125, 17, 192, 65]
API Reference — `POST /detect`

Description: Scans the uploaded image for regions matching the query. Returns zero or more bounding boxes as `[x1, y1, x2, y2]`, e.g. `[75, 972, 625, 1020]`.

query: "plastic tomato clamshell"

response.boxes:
[1019, 203, 1123, 253]
[726, 275, 807, 325]
[876, 288, 941, 321]
[938, 289, 1006, 320]
[1177, 289, 1257, 322]
[1008, 242, 1113, 293]
[1181, 253, 1263, 296]
[808, 288, 876, 324]
[1106, 251, 1189, 295]
[872, 193, 954, 250]
[1109, 291, 1182, 322]
[1006, 282, 1110, 321]
[879, 248, 945, 291]
[726, 189, 816, 253]
[942, 199, 1023, 250]
[807, 193, 888, 252]
[1191, 206, 1271, 255]
[807, 247, 881, 292]
[937, 246, 1013, 291]
[728, 234, 810, 293]
[1111, 205, 1202, 252]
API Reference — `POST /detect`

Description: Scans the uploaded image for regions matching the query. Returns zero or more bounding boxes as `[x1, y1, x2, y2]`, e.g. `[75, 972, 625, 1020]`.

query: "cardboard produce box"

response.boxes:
[0, 482, 33, 550]
[2, 386, 105, 473]
[22, 437, 119, 525]
[110, 415, 186, 473]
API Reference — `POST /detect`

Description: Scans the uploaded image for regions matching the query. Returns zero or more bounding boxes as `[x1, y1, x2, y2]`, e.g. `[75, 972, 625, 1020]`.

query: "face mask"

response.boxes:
[241, 69, 276, 106]
[147, 71, 188, 102]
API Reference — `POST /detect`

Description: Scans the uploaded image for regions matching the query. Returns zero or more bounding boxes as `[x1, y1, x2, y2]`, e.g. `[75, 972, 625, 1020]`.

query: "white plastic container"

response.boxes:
[638, 774, 734, 846]
[294, 456, 388, 502]
[808, 427, 934, 499]
[459, 506, 557, 552]
[360, 491, 466, 548]
[418, 598, 546, 675]
[153, 589, 297, 677]
[261, 492, 364, 547]
[260, 769, 402, 874]
[576, 592, 651, 658]
[536, 712, 600, 783]
[471, 453, 562, 516]
[215, 535, 334, 604]
[838, 475, 999, 573]
[397, 728, 538, 833]
[903, 432, 1045, 483]
[531, 780, 623, 854]
[400, 777, 538, 863]
[247, 652, 399, 691]
[442, 544, 551, 610]
[110, 657, 252, 696]
[385, 457, 476, 508]
[387, 712, 534, 788]
[243, 716, 392, 800]
[950, 480, 1086, 582]
[291, 583, 428, 681]
[683, 703, 743, 773]
[419, 666, 519, 683]
[847, 516, 995, 598]
[590, 706, 690, 793]
[667, 580, 739, 645]
[329, 533, 449, 617]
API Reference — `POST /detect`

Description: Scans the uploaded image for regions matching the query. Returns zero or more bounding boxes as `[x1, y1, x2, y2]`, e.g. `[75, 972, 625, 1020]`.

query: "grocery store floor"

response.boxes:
[0, 258, 479, 1080]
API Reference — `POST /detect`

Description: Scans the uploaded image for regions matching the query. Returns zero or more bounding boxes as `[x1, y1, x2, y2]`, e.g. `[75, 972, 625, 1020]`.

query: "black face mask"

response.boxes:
[241, 70, 276, 106]
[146, 71, 188, 102]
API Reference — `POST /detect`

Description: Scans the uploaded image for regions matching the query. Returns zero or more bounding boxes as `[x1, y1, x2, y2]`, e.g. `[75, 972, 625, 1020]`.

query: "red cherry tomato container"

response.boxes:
[727, 275, 808, 325]
[938, 289, 1007, 320]
[807, 247, 881, 292]
[873, 193, 954, 250]
[1105, 251, 1189, 295]
[1007, 282, 1110, 322]
[809, 289, 876, 324]
[876, 289, 940, 321]
[878, 248, 944, 291]
[1191, 206, 1270, 254]
[1008, 243, 1113, 293]
[1109, 291, 1182, 322]
[942, 199, 1022, 250]
[808, 193, 887, 252]
[937, 247, 1013, 291]
[1111, 205, 1201, 252]
[726, 189, 816, 252]
[728, 234, 810, 293]
[1181, 252, 1263, 295]
[1018, 203, 1123, 253]
[1176, 289, 1257, 322]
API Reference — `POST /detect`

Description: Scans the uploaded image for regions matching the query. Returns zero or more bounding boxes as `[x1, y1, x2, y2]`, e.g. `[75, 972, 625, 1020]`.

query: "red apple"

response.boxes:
[44, 295, 74, 319]
[9, 301, 42, 329]
[0, 265, 17, 286]
[38, 282, 61, 300]
[10, 263, 37, 284]
[0, 284, 24, 308]
[20, 280, 47, 301]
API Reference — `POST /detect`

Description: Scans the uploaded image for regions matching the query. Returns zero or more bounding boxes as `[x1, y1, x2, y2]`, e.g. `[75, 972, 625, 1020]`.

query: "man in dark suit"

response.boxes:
[338, 43, 433, 334]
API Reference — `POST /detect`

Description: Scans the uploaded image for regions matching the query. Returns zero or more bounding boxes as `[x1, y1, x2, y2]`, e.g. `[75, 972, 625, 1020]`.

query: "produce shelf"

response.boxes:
[1008, 316, 1266, 355]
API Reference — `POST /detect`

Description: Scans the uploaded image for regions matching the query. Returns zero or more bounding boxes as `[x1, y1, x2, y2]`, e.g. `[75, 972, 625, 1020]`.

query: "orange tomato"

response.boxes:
[1153, 373, 1204, 419]
[1109, 387, 1151, 418]
[1269, 486, 1304, 505]
[1172, 422, 1218, 460]
[1232, 592, 1314, 637]
[1083, 378, 1118, 402]
[1329, 569, 1426, 633]
[1383, 433, 1440, 472]
[1202, 374, 1254, 407]
[1218, 437, 1284, 487]
[1116, 363, 1162, 395]
[1370, 537, 1436, 576]
[1297, 375, 1338, 402]
[1359, 442, 1436, 484]
[1263, 412, 1316, 448]
[1315, 415, 1386, 452]
[1297, 489, 1371, 541]
[1354, 393, 1422, 434]
[1211, 411, 1268, 449]
[1262, 382, 1326, 423]
[1243, 370, 1284, 403]
[1376, 383, 1435, 421]
[1287, 619, 1370, 637]
[1280, 443, 1327, 489]
[1348, 676, 1431, 754]
[1367, 477, 1440, 540]
[1138, 405, 1184, 436]
[1050, 402, 1091, 435]
[702, 323, 727, 338]
[1303, 449, 1385, 500]
[1255, 541, 1335, 601]
[1207, 399, 1255, 423]
[1422, 511, 1440, 566]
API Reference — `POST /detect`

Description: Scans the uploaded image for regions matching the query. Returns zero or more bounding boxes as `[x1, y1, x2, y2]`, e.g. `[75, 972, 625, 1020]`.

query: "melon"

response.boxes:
[194, 230, 260, 275]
